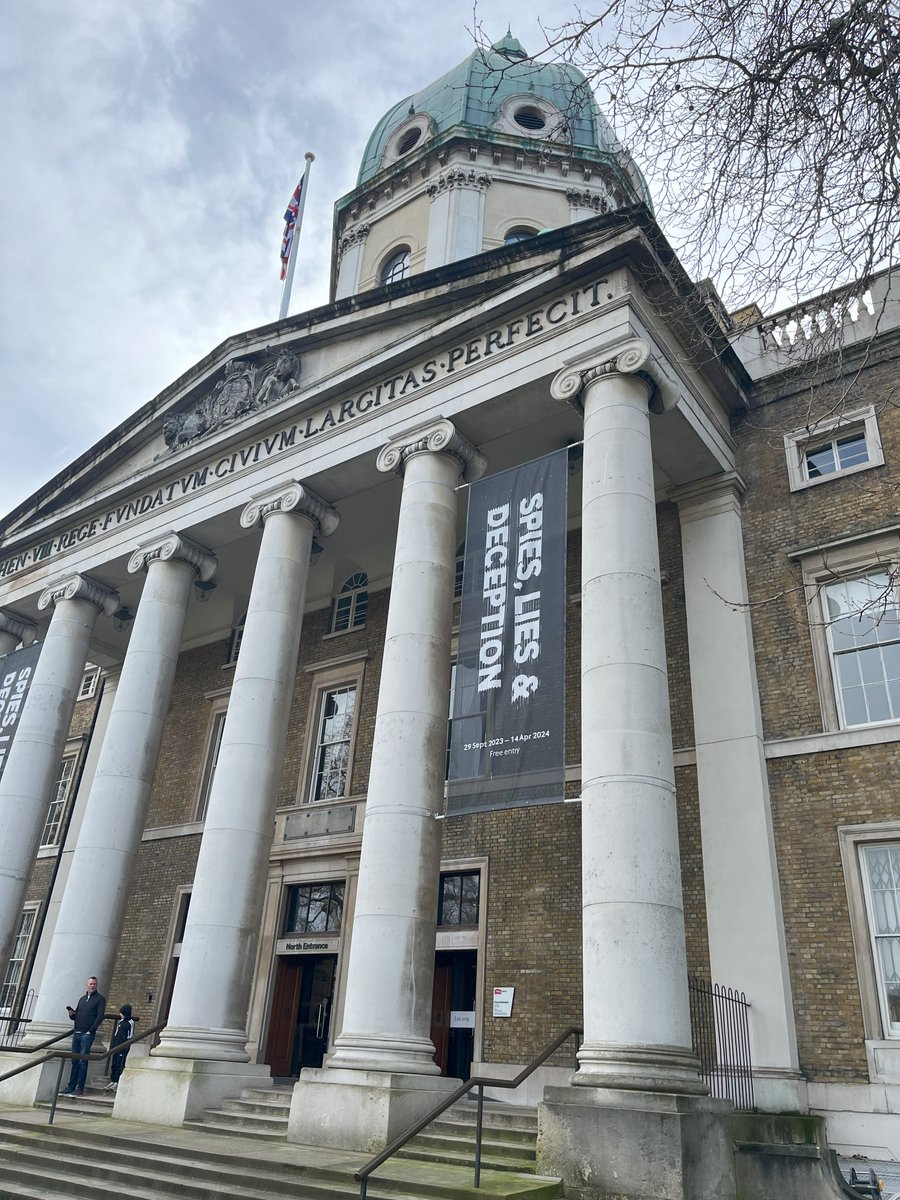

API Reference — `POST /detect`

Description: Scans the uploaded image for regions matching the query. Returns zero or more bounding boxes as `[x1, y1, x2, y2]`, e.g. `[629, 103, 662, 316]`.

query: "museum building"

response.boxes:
[1, 31, 899, 1190]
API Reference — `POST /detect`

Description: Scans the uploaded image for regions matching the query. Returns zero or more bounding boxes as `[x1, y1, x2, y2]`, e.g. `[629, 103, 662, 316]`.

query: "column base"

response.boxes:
[151, 1025, 251, 1062]
[289, 1067, 460, 1153]
[112, 1054, 272, 1126]
[0, 1052, 71, 1106]
[539, 1085, 736, 1200]
[573, 1042, 708, 1095]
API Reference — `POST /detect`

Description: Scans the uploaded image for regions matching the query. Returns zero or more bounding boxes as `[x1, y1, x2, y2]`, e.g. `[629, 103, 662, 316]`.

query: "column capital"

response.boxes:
[0, 610, 37, 647]
[551, 338, 680, 414]
[128, 532, 217, 581]
[240, 481, 340, 537]
[376, 418, 487, 482]
[668, 471, 747, 523]
[38, 573, 119, 617]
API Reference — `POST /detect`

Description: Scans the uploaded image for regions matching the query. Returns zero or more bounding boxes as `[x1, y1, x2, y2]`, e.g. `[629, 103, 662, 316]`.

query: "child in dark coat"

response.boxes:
[105, 1004, 134, 1091]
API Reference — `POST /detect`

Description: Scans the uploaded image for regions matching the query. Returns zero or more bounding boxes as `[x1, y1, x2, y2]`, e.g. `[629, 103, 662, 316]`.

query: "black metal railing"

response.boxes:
[355, 1025, 582, 1199]
[0, 1020, 166, 1124]
[0, 988, 36, 1048]
[688, 974, 754, 1110]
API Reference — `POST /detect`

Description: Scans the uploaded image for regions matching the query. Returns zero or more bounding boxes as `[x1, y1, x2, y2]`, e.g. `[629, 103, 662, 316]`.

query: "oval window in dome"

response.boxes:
[514, 106, 546, 132]
[397, 128, 422, 155]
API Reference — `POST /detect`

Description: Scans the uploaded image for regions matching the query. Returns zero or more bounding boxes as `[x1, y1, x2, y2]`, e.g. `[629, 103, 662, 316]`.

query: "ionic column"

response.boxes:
[0, 575, 117, 976]
[290, 419, 485, 1153]
[672, 473, 802, 1110]
[26, 534, 215, 1040]
[0, 610, 36, 657]
[552, 341, 703, 1094]
[153, 482, 338, 1063]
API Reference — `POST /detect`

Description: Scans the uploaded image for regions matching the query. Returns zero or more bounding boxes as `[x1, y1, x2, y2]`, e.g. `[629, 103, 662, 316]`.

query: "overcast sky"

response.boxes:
[0, 1, 598, 518]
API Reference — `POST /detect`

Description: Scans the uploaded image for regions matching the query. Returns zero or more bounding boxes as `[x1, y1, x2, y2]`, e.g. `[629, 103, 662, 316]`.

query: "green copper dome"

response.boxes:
[357, 33, 649, 204]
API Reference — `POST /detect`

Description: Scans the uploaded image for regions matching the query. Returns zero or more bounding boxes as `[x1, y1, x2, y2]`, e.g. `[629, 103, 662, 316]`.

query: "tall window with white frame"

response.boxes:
[309, 685, 357, 803]
[822, 571, 900, 727]
[331, 573, 368, 634]
[861, 842, 900, 1037]
[40, 755, 77, 847]
[197, 710, 227, 820]
[0, 908, 37, 1012]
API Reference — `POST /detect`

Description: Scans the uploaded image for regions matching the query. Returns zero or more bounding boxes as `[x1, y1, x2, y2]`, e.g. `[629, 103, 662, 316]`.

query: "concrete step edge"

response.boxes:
[396, 1147, 538, 1174]
[181, 1120, 288, 1141]
[222, 1099, 291, 1117]
[415, 1128, 535, 1147]
[407, 1132, 536, 1158]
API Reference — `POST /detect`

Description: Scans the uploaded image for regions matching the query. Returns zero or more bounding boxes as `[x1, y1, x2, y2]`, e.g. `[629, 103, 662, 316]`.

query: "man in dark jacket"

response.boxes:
[59, 976, 105, 1096]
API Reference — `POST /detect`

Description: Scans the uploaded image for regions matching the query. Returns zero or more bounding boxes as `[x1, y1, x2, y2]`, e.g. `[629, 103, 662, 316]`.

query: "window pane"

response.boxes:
[310, 687, 356, 802]
[864, 681, 891, 723]
[460, 873, 480, 925]
[835, 652, 861, 687]
[284, 883, 344, 934]
[878, 938, 900, 1025]
[836, 433, 869, 469]
[806, 444, 836, 477]
[841, 685, 869, 726]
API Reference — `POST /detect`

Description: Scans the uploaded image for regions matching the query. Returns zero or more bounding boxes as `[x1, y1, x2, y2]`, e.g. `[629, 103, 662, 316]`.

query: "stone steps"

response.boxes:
[184, 1087, 541, 1176]
[0, 1111, 562, 1200]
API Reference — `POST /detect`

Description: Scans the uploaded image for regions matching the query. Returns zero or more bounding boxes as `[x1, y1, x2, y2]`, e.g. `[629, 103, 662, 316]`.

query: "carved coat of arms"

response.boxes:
[164, 348, 300, 451]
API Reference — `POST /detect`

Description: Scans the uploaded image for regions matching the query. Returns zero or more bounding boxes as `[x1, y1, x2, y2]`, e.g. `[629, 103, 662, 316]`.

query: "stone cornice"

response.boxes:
[240, 481, 340, 537]
[38, 574, 119, 617]
[376, 418, 487, 483]
[128, 532, 217, 581]
[0, 610, 37, 646]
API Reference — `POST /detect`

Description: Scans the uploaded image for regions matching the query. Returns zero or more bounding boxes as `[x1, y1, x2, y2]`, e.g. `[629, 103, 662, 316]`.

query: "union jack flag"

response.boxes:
[280, 181, 303, 279]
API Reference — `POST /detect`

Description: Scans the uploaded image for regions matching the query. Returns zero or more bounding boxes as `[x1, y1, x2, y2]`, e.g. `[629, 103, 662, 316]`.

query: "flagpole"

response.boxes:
[278, 152, 315, 321]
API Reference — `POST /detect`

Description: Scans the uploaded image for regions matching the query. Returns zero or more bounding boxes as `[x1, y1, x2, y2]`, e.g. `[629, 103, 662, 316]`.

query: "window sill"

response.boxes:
[323, 626, 366, 642]
[765, 721, 900, 759]
[866, 1040, 900, 1085]
[789, 459, 883, 492]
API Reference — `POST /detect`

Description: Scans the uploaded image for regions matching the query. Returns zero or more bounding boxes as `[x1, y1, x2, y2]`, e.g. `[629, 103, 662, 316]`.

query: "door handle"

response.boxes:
[315, 1000, 328, 1040]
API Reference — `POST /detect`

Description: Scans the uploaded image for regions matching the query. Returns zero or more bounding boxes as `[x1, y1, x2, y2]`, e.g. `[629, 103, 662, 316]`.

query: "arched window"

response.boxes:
[332, 573, 368, 633]
[504, 226, 538, 245]
[380, 247, 410, 285]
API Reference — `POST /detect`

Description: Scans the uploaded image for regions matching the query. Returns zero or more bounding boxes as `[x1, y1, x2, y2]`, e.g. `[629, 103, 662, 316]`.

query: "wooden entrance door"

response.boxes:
[431, 961, 452, 1073]
[265, 957, 304, 1078]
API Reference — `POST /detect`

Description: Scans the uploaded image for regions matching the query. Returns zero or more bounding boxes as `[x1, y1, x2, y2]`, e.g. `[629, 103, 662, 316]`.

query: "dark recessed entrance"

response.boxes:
[431, 949, 477, 1079]
[266, 954, 336, 1077]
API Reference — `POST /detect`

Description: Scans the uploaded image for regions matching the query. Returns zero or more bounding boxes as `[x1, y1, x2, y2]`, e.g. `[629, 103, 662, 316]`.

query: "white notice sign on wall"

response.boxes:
[492, 987, 515, 1018]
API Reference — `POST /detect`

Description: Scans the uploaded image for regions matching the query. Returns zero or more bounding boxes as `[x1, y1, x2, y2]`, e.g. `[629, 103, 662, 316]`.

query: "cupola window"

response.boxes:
[380, 247, 410, 285]
[397, 128, 422, 155]
[504, 226, 538, 245]
[514, 105, 546, 132]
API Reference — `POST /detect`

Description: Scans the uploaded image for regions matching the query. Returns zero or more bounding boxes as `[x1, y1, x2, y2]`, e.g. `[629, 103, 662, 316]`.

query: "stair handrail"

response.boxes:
[0, 1012, 118, 1055]
[354, 1024, 582, 1199]
[0, 1020, 167, 1125]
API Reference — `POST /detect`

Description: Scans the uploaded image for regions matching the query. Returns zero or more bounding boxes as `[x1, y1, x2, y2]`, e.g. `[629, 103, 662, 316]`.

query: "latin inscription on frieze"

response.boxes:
[0, 282, 608, 581]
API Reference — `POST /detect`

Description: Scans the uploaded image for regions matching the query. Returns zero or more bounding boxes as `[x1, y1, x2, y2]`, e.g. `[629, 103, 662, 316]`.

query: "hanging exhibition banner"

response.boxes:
[0, 641, 42, 784]
[447, 448, 567, 816]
